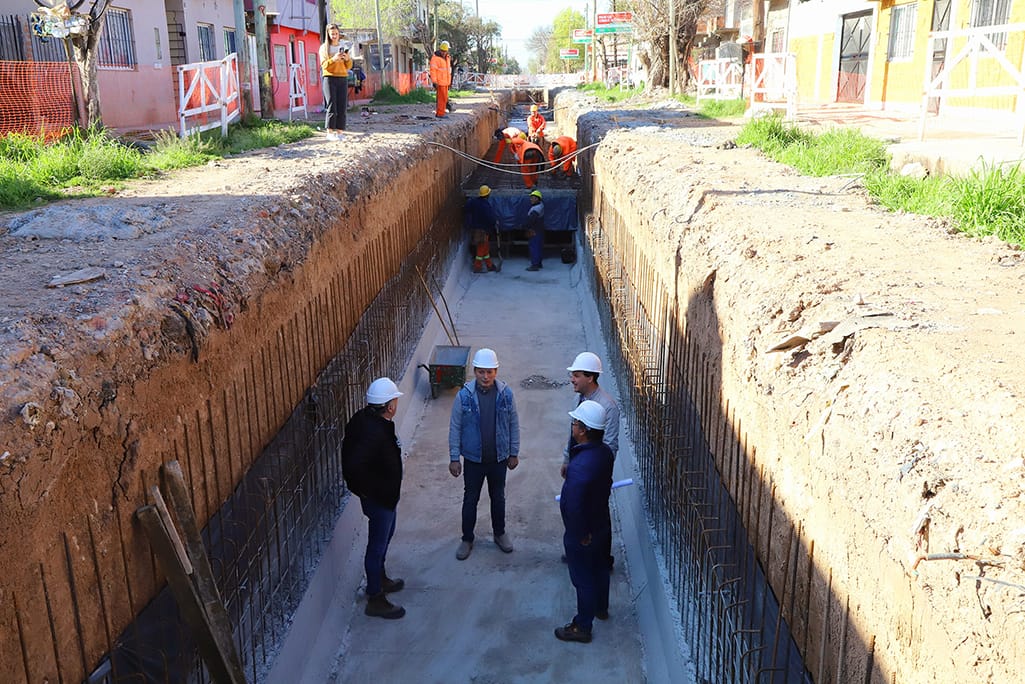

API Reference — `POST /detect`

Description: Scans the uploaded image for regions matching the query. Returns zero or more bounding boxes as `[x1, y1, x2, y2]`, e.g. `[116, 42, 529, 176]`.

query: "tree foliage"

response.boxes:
[546, 8, 586, 74]
[525, 25, 553, 74]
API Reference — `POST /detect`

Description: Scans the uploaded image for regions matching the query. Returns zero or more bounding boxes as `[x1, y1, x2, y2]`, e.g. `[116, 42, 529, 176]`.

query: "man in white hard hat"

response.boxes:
[563, 351, 620, 572]
[556, 400, 614, 643]
[449, 348, 521, 559]
[342, 377, 406, 619]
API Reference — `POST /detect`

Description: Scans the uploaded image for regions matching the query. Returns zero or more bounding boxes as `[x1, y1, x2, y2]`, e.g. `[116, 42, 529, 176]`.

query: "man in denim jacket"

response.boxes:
[448, 348, 520, 560]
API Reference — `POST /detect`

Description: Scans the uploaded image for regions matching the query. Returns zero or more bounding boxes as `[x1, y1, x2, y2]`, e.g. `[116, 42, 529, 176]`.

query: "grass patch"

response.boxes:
[0, 118, 314, 209]
[577, 82, 643, 103]
[696, 97, 747, 119]
[737, 113, 1025, 248]
[371, 85, 436, 104]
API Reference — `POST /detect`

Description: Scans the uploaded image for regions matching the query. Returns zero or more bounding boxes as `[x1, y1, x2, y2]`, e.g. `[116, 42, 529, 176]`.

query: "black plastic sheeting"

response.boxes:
[485, 191, 579, 232]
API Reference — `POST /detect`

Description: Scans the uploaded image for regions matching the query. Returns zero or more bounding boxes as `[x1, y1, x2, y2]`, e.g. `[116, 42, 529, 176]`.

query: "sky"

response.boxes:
[471, 0, 590, 67]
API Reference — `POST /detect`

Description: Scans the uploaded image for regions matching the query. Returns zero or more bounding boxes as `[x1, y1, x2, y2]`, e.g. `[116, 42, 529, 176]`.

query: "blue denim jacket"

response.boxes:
[449, 380, 520, 462]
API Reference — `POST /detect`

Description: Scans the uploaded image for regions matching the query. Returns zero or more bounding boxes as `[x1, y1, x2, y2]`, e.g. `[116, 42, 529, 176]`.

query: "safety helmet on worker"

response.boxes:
[569, 400, 606, 430]
[478, 185, 491, 197]
[529, 190, 542, 200]
[472, 348, 499, 369]
[439, 40, 450, 51]
[530, 104, 539, 113]
[366, 377, 403, 405]
[567, 351, 602, 374]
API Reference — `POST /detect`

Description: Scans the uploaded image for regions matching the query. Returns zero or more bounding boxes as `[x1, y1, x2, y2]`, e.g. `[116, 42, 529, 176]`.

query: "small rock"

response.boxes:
[900, 162, 928, 180]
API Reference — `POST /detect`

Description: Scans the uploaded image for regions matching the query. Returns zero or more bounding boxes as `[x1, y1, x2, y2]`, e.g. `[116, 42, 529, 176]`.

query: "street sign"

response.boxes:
[572, 28, 593, 44]
[594, 24, 633, 35]
[559, 48, 580, 59]
[597, 11, 632, 25]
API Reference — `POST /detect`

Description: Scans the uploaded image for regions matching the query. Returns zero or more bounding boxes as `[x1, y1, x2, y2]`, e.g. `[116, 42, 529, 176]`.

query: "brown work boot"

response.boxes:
[382, 574, 404, 593]
[365, 592, 405, 619]
[554, 621, 592, 643]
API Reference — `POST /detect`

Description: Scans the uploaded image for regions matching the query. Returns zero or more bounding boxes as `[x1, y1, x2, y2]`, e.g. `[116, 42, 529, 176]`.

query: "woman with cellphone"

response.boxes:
[319, 24, 353, 140]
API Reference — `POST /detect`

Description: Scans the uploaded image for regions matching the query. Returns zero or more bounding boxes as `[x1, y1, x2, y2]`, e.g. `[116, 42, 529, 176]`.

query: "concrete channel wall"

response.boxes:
[556, 90, 1023, 683]
[0, 105, 501, 682]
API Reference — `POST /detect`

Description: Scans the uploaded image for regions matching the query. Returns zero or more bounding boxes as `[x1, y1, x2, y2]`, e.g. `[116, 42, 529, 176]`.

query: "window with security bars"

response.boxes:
[971, 0, 1010, 50]
[887, 3, 917, 60]
[770, 29, 784, 54]
[198, 23, 215, 61]
[98, 8, 137, 68]
[224, 28, 236, 57]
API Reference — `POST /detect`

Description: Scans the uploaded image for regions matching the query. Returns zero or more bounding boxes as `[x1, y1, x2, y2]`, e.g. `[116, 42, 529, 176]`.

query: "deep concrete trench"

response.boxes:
[4, 94, 909, 683]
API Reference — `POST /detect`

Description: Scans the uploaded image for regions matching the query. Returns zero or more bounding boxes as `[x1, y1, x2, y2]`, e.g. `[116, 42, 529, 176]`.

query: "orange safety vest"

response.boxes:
[527, 113, 546, 136]
[548, 136, 577, 163]
[430, 51, 452, 87]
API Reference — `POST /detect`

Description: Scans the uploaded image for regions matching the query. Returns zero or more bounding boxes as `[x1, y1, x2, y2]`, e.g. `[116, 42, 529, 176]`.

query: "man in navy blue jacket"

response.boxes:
[556, 400, 614, 643]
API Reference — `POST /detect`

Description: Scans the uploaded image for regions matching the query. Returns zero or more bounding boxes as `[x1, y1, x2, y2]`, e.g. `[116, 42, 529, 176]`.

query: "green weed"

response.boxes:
[696, 98, 746, 119]
[577, 82, 642, 103]
[144, 129, 220, 170]
[950, 162, 1025, 244]
[371, 85, 436, 104]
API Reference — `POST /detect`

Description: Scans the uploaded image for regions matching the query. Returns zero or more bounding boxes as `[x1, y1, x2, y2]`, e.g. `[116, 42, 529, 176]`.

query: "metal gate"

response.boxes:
[928, 0, 952, 114]
[837, 11, 872, 103]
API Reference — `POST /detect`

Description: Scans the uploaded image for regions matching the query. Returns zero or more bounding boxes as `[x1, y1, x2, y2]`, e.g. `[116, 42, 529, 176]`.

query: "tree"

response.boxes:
[627, 0, 706, 92]
[547, 8, 585, 74]
[31, 0, 113, 128]
[463, 15, 501, 74]
[525, 26, 552, 74]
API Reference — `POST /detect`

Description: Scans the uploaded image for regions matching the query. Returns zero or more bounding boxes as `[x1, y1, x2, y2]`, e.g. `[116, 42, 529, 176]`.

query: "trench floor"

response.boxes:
[271, 244, 692, 682]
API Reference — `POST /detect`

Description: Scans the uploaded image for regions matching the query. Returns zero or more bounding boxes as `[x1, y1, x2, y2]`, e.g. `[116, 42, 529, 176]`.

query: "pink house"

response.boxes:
[0, 0, 324, 131]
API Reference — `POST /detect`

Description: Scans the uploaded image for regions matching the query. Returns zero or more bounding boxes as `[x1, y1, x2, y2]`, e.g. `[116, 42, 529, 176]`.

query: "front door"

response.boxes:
[837, 11, 872, 103]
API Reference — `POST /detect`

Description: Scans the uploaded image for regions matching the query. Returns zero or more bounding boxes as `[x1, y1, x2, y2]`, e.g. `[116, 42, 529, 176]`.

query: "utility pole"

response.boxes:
[317, 0, 326, 36]
[232, 0, 253, 118]
[668, 0, 677, 95]
[254, 4, 274, 117]
[591, 1, 597, 83]
[375, 0, 388, 86]
[433, 0, 438, 48]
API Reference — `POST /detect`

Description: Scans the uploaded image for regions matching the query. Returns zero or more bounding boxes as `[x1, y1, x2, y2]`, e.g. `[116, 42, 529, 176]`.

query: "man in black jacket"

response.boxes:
[342, 377, 406, 619]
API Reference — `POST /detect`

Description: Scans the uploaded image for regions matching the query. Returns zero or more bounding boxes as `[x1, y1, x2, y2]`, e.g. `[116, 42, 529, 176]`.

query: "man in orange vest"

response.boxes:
[493, 127, 526, 163]
[519, 140, 545, 189]
[548, 135, 578, 179]
[430, 41, 453, 118]
[527, 104, 546, 146]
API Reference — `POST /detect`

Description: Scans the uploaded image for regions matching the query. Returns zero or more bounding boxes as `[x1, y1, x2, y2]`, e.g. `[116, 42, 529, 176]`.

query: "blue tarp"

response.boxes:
[477, 191, 579, 232]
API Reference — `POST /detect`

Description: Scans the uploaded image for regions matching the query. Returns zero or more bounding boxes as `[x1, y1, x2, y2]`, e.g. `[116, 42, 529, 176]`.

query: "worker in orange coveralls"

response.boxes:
[548, 135, 578, 179]
[493, 127, 527, 163]
[430, 41, 453, 118]
[526, 104, 546, 146]
[518, 140, 545, 189]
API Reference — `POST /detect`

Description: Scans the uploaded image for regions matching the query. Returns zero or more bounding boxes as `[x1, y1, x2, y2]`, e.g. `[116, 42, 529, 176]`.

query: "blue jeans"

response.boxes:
[360, 497, 396, 595]
[461, 460, 507, 542]
[528, 229, 545, 267]
[564, 530, 611, 631]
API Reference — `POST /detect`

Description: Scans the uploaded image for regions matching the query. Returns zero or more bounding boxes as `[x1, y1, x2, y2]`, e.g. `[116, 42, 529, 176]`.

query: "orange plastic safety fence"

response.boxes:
[0, 60, 78, 140]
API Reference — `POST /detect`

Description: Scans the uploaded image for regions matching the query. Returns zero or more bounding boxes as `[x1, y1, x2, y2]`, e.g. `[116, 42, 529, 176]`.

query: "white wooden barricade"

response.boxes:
[748, 53, 797, 121]
[697, 58, 743, 101]
[288, 63, 307, 121]
[178, 53, 241, 137]
[920, 23, 1025, 144]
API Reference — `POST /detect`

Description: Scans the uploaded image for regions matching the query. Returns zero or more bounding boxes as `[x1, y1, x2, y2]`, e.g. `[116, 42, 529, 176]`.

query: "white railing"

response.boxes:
[920, 23, 1025, 143]
[748, 52, 797, 121]
[288, 63, 307, 121]
[696, 58, 743, 101]
[178, 53, 241, 137]
[412, 70, 585, 91]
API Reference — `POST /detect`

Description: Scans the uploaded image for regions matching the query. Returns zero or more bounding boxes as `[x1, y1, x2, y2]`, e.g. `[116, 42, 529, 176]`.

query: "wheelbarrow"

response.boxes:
[419, 345, 470, 398]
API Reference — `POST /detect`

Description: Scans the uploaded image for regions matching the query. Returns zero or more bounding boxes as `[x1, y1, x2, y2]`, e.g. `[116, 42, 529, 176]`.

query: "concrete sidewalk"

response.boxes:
[269, 245, 694, 683]
[794, 103, 1025, 176]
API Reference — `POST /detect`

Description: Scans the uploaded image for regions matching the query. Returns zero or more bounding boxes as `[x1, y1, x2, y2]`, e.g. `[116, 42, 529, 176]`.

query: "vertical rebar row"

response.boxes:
[574, 168, 878, 682]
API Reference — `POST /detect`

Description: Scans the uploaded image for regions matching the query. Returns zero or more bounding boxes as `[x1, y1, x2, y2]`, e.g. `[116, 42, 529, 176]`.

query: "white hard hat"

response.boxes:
[567, 352, 602, 374]
[472, 348, 499, 369]
[366, 377, 403, 405]
[569, 400, 606, 430]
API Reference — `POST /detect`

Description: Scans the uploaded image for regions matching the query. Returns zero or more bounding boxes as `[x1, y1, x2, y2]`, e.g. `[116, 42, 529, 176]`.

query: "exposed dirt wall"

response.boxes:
[562, 92, 1024, 682]
[0, 103, 500, 681]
